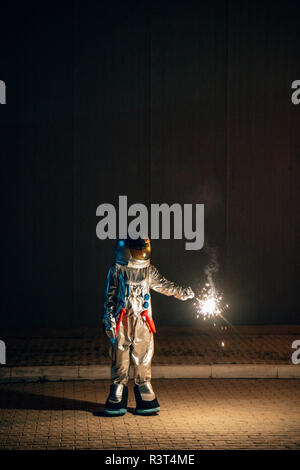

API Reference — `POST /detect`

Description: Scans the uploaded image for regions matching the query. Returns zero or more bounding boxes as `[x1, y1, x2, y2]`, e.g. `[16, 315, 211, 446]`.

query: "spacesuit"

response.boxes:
[103, 237, 194, 416]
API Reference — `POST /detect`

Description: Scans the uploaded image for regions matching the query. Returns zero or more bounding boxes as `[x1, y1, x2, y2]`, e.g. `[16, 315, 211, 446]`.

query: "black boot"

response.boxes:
[104, 383, 128, 416]
[134, 384, 160, 415]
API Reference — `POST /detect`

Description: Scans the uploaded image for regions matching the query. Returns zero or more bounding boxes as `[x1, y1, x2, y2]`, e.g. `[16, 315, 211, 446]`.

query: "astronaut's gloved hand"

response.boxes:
[109, 337, 118, 347]
[105, 329, 117, 347]
[104, 324, 116, 342]
[183, 287, 195, 300]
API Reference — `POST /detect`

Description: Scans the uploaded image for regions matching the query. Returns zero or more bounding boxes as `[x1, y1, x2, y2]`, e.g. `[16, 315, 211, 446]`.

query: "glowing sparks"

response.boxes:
[194, 284, 229, 319]
[205, 297, 217, 314]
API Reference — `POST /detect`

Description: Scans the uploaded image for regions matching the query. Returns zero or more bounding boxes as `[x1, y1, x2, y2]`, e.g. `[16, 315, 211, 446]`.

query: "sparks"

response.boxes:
[195, 284, 229, 319]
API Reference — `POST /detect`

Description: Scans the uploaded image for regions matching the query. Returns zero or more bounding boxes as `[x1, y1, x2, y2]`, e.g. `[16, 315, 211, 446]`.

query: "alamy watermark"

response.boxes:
[0, 80, 6, 104]
[291, 340, 300, 365]
[0, 340, 6, 365]
[96, 195, 204, 250]
[291, 80, 300, 105]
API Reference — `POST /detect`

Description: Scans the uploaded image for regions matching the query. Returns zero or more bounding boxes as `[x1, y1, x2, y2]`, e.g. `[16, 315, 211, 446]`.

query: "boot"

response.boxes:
[104, 383, 128, 416]
[134, 383, 160, 415]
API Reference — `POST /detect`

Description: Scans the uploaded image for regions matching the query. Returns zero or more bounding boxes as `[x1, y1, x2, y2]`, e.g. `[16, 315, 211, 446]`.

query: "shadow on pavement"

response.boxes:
[0, 388, 104, 414]
[0, 388, 142, 417]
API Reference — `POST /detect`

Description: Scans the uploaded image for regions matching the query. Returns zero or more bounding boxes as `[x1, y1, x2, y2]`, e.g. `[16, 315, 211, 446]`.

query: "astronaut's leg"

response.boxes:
[131, 315, 160, 414]
[104, 318, 130, 416]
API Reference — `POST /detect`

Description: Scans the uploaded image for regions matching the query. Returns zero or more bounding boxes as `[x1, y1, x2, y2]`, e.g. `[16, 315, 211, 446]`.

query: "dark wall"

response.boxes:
[0, 0, 299, 328]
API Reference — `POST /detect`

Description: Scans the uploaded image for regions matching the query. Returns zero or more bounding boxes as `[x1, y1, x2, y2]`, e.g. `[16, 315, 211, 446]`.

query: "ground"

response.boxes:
[0, 379, 299, 450]
[2, 325, 299, 366]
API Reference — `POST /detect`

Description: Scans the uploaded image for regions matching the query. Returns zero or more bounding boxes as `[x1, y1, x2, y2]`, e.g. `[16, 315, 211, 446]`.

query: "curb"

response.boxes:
[0, 364, 299, 383]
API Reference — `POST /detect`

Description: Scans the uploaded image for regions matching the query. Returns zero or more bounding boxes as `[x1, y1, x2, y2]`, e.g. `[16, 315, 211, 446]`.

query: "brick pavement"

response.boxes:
[1, 325, 299, 366]
[0, 379, 299, 450]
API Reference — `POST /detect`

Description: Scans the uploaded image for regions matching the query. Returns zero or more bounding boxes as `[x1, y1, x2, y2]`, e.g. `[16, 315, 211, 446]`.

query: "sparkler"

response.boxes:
[194, 283, 229, 319]
[194, 283, 229, 348]
[195, 246, 231, 348]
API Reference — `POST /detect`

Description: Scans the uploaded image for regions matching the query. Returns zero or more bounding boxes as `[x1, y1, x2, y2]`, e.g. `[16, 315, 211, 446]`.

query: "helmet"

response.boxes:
[115, 237, 151, 266]
[127, 237, 151, 261]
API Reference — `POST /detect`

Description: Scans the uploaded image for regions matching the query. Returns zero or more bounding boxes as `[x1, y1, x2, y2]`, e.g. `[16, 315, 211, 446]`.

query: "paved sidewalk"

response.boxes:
[1, 325, 299, 382]
[1, 325, 299, 366]
[0, 379, 299, 450]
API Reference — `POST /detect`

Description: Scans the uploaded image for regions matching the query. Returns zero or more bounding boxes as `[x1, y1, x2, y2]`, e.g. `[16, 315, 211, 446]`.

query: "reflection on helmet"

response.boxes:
[115, 237, 151, 265]
[127, 237, 151, 261]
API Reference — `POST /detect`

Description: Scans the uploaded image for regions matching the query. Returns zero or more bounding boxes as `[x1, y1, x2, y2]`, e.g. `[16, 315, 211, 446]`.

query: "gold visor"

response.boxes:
[129, 244, 151, 260]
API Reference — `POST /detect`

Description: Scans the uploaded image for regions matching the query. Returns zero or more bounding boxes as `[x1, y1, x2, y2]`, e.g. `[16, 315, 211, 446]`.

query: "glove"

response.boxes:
[183, 287, 194, 300]
[109, 337, 118, 347]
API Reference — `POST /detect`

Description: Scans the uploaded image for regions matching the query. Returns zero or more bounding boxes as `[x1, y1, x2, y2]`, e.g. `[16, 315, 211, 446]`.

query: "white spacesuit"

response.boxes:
[103, 237, 194, 416]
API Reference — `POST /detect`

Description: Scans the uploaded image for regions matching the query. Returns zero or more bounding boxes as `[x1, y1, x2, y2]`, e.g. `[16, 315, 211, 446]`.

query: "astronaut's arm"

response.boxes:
[149, 265, 194, 301]
[103, 264, 118, 339]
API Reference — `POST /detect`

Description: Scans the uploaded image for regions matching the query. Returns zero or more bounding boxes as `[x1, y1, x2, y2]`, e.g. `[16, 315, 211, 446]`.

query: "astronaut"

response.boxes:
[103, 237, 194, 416]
